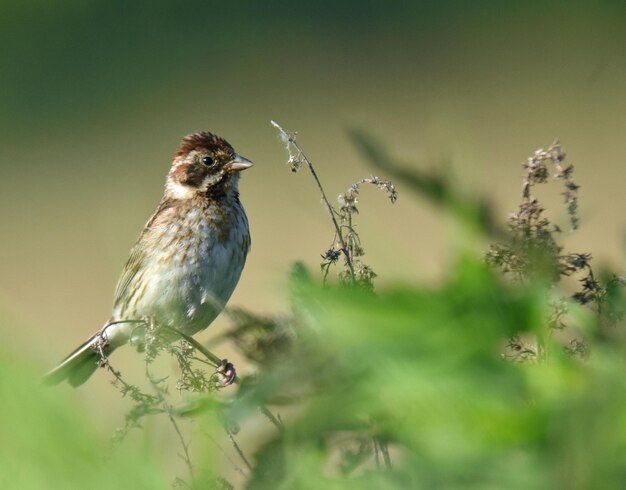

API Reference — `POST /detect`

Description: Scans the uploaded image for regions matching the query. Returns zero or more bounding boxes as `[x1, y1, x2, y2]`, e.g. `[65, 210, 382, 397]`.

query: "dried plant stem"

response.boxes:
[271, 120, 357, 284]
[145, 362, 195, 482]
[373, 438, 381, 468]
[163, 326, 222, 368]
[227, 428, 254, 472]
[165, 326, 283, 430]
[168, 409, 194, 479]
[259, 405, 284, 432]
[374, 437, 392, 469]
[204, 431, 249, 479]
[290, 137, 357, 284]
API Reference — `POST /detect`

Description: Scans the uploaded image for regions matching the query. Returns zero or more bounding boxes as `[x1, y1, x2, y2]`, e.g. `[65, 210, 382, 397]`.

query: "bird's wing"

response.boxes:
[112, 198, 176, 308]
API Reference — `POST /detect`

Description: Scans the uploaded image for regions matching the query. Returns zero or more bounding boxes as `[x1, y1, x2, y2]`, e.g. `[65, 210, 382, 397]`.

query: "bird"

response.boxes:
[45, 131, 253, 386]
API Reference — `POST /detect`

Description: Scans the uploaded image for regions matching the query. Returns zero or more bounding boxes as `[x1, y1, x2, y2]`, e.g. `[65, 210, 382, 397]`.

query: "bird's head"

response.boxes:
[165, 131, 253, 200]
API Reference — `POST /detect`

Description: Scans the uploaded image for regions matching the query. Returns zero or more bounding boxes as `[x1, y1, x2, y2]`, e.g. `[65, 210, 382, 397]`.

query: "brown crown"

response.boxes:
[175, 132, 235, 158]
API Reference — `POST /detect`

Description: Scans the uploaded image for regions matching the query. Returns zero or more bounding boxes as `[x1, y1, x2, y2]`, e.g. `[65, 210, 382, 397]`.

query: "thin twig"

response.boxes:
[168, 410, 194, 479]
[163, 326, 222, 368]
[165, 326, 285, 435]
[373, 438, 381, 469]
[271, 120, 357, 284]
[380, 441, 392, 469]
[227, 428, 254, 472]
[203, 430, 249, 480]
[292, 138, 357, 283]
[373, 436, 392, 469]
[259, 405, 284, 431]
[145, 361, 195, 482]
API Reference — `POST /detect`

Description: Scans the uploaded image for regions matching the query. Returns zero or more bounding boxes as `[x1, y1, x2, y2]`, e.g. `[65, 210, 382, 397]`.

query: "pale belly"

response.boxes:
[137, 238, 246, 333]
[108, 204, 249, 346]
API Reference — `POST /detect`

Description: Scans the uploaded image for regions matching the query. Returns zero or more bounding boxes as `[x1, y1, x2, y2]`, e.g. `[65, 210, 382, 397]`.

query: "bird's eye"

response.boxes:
[202, 156, 214, 166]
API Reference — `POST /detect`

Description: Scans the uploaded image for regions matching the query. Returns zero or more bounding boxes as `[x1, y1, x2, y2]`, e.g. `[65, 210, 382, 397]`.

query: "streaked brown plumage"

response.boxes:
[45, 132, 252, 386]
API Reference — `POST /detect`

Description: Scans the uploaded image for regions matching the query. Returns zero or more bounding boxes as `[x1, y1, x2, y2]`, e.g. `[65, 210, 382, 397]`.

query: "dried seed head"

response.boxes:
[271, 120, 303, 172]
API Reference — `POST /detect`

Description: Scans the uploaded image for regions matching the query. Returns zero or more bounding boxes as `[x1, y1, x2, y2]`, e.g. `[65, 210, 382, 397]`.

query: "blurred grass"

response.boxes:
[0, 339, 171, 489]
[4, 251, 626, 487]
[213, 257, 626, 489]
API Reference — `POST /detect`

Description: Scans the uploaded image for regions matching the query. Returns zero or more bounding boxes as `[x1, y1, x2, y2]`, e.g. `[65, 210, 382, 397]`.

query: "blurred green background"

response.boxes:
[1, 0, 626, 486]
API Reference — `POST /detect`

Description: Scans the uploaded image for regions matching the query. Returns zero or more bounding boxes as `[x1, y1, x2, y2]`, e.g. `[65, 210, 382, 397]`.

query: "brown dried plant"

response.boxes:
[271, 120, 397, 289]
[486, 141, 624, 360]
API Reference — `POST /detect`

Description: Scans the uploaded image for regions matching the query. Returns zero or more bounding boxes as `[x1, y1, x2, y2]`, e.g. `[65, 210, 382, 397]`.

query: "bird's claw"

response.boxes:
[215, 359, 236, 388]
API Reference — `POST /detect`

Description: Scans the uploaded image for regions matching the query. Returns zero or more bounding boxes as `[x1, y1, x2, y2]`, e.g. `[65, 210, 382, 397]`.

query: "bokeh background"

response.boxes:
[1, 0, 626, 482]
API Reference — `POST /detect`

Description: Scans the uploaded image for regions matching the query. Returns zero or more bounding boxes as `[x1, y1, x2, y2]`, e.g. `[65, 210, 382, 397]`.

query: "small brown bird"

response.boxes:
[45, 132, 252, 386]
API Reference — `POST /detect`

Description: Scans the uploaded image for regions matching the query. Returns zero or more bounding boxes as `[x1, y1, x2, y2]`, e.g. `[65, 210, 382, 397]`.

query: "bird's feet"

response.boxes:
[214, 359, 237, 388]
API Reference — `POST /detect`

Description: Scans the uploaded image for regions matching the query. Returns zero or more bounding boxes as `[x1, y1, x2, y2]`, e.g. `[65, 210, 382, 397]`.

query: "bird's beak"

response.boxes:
[227, 154, 254, 172]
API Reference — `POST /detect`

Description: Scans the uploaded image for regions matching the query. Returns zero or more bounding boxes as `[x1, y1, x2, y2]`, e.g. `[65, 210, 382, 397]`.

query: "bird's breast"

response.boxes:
[124, 201, 249, 335]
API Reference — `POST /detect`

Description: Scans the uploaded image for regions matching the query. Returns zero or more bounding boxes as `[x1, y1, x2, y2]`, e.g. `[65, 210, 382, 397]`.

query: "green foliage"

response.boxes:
[5, 252, 626, 488]
[207, 134, 626, 488]
[217, 258, 626, 489]
[0, 343, 170, 489]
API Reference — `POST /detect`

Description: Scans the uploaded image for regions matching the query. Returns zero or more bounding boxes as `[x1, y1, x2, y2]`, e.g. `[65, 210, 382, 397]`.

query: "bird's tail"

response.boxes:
[44, 333, 113, 387]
